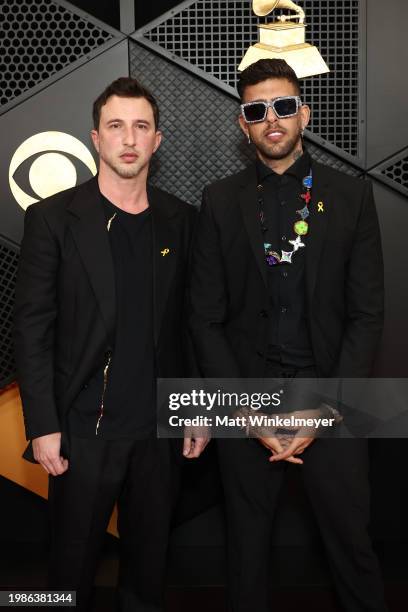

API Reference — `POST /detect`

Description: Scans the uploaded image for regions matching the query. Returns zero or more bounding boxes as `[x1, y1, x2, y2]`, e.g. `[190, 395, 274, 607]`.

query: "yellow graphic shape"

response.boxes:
[0, 385, 118, 536]
[9, 131, 97, 210]
[29, 152, 77, 199]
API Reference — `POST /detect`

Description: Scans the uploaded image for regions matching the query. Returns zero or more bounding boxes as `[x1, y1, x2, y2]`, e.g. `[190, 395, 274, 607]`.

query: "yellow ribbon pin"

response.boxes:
[317, 201, 324, 213]
[161, 248, 170, 256]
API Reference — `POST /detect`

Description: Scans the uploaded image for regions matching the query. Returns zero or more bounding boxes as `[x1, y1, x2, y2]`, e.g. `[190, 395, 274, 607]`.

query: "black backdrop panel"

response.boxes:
[0, 237, 19, 387]
[129, 41, 359, 210]
[0, 39, 129, 246]
[366, 0, 408, 168]
[136, 0, 365, 165]
[373, 181, 408, 376]
[371, 148, 408, 199]
[0, 39, 129, 388]
[0, 0, 120, 114]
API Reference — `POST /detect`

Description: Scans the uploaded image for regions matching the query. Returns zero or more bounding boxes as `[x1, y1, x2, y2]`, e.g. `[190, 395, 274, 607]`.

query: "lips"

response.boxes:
[265, 129, 285, 141]
[120, 152, 138, 162]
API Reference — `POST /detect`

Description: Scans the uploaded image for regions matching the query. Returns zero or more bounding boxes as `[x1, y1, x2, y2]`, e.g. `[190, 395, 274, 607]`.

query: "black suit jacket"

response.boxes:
[190, 160, 384, 380]
[14, 177, 196, 452]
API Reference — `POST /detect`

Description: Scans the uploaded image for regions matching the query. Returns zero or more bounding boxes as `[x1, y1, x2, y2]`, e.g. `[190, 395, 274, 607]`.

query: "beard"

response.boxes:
[253, 127, 302, 161]
[100, 151, 147, 179]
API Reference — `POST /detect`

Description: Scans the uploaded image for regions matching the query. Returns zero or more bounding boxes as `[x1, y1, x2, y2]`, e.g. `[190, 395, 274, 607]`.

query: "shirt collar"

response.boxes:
[256, 148, 311, 185]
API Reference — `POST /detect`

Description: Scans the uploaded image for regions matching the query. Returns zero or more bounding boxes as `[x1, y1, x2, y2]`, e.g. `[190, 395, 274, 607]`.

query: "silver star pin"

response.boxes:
[289, 236, 305, 252]
[280, 251, 293, 263]
[296, 205, 310, 220]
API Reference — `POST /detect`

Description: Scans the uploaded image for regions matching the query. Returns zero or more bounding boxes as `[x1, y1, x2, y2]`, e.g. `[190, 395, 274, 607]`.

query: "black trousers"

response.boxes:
[217, 436, 387, 612]
[48, 436, 180, 612]
[217, 360, 387, 612]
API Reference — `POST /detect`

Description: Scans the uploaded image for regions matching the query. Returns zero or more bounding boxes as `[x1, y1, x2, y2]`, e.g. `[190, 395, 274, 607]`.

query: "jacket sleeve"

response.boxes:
[13, 204, 61, 440]
[181, 204, 202, 377]
[332, 180, 384, 378]
[189, 186, 241, 378]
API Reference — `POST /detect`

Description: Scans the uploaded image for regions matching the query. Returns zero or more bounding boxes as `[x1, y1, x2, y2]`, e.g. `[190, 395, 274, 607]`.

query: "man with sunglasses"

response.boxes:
[190, 59, 386, 611]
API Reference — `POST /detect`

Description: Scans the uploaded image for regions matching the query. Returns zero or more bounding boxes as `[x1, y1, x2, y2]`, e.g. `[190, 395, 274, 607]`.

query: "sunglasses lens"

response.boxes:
[243, 102, 267, 123]
[273, 97, 298, 117]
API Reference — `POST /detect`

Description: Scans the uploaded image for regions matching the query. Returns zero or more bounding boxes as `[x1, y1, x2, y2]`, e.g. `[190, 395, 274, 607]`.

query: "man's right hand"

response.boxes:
[258, 436, 303, 465]
[32, 432, 69, 476]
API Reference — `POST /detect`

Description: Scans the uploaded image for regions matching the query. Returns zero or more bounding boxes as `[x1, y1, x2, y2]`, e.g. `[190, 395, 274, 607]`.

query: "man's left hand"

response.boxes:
[269, 435, 315, 463]
[258, 435, 304, 464]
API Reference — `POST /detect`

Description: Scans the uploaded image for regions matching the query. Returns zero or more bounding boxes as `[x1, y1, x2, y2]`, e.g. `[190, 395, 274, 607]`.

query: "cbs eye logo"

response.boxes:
[9, 131, 97, 211]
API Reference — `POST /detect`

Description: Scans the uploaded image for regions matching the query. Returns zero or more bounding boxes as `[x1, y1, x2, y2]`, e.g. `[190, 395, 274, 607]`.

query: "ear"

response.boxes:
[90, 129, 100, 153]
[238, 113, 250, 140]
[300, 103, 311, 132]
[153, 130, 162, 154]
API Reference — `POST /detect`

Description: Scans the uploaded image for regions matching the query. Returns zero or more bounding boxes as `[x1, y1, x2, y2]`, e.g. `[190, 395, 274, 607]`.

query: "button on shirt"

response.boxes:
[256, 151, 315, 368]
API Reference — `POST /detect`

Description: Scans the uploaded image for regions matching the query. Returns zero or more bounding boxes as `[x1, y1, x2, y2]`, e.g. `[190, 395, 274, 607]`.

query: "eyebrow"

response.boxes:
[106, 118, 151, 126]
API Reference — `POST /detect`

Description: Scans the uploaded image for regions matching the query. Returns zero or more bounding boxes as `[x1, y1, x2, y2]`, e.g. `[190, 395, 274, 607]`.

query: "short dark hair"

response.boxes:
[237, 59, 301, 100]
[92, 77, 160, 130]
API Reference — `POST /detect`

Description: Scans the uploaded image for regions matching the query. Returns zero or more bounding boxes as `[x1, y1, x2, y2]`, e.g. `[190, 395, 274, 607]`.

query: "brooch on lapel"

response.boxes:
[161, 248, 170, 257]
[106, 212, 117, 231]
[317, 201, 325, 213]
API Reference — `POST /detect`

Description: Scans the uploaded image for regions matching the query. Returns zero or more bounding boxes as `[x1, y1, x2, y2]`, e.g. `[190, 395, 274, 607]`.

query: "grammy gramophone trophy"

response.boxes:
[239, 0, 330, 78]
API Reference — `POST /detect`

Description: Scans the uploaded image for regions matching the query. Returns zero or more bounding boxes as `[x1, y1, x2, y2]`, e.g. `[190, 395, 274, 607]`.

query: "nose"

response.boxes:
[266, 105, 278, 122]
[123, 125, 136, 146]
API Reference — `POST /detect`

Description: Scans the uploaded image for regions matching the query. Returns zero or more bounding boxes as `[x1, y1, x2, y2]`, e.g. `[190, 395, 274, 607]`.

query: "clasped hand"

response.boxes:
[257, 407, 325, 464]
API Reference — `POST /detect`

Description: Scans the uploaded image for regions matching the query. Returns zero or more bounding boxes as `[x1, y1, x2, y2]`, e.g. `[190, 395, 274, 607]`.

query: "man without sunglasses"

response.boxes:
[14, 77, 207, 611]
[190, 59, 387, 611]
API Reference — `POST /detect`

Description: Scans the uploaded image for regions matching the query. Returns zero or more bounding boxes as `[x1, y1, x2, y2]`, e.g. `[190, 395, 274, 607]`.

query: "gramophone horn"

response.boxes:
[253, 1, 280, 17]
[253, 0, 304, 18]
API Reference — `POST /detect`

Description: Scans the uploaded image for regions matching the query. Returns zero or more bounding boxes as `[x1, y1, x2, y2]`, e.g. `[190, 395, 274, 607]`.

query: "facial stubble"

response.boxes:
[254, 127, 302, 162]
[101, 152, 147, 180]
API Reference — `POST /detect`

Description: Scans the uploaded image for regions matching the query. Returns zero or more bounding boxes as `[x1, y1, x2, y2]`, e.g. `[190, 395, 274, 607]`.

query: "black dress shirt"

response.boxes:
[256, 150, 315, 368]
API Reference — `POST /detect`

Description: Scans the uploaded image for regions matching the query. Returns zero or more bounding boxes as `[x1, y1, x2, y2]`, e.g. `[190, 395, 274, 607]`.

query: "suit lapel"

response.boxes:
[238, 166, 268, 288]
[305, 161, 331, 305]
[149, 186, 178, 346]
[67, 178, 116, 345]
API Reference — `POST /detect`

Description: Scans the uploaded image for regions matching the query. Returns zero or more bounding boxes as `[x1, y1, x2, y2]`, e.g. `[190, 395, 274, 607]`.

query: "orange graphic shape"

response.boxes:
[0, 384, 118, 536]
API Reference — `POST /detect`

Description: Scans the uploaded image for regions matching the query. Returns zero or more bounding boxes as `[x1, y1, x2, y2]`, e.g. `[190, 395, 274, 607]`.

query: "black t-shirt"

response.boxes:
[256, 151, 315, 368]
[69, 196, 155, 438]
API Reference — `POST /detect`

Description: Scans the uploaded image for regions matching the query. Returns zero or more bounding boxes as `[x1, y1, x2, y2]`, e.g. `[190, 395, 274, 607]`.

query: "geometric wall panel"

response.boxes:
[301, 0, 362, 161]
[135, 0, 364, 164]
[372, 181, 408, 376]
[0, 385, 119, 536]
[370, 149, 408, 199]
[130, 41, 359, 209]
[0, 39, 129, 245]
[366, 0, 408, 168]
[0, 237, 19, 389]
[306, 145, 360, 176]
[0, 0, 118, 112]
[130, 42, 253, 208]
[0, 40, 130, 389]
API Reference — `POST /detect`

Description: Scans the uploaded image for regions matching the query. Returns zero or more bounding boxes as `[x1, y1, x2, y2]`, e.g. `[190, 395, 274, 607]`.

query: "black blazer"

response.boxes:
[190, 160, 384, 379]
[14, 177, 196, 447]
